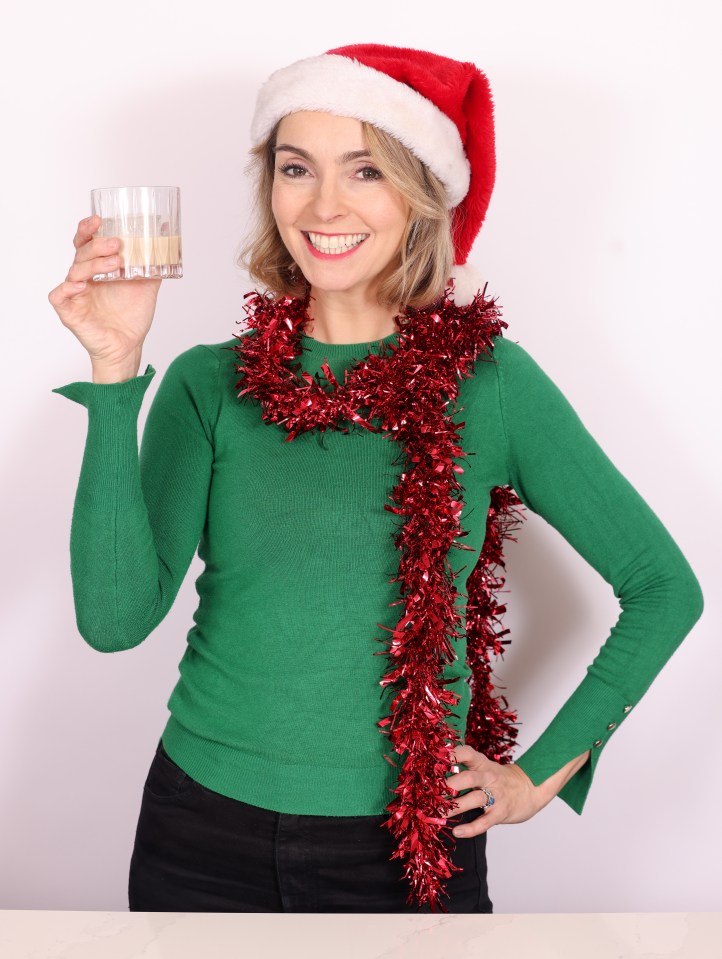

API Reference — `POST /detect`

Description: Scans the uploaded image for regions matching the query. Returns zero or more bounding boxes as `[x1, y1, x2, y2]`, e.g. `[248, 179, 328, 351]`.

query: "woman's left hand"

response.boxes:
[444, 743, 551, 837]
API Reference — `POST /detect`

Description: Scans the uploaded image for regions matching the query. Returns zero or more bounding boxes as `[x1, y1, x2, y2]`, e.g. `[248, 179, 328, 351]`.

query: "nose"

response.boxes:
[308, 173, 348, 222]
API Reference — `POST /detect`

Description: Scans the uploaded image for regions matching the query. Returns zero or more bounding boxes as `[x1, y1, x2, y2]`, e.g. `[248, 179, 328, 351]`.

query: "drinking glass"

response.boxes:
[90, 185, 182, 280]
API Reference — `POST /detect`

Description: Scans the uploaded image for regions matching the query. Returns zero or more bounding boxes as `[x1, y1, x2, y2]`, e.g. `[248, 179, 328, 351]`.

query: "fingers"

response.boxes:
[452, 803, 497, 838]
[71, 215, 121, 267]
[447, 783, 500, 835]
[449, 743, 489, 772]
[444, 755, 499, 838]
[449, 744, 467, 766]
[48, 278, 90, 315]
[73, 215, 100, 251]
[67, 214, 122, 282]
[66, 249, 121, 282]
[49, 216, 118, 313]
[441, 789, 498, 838]
[445, 761, 493, 796]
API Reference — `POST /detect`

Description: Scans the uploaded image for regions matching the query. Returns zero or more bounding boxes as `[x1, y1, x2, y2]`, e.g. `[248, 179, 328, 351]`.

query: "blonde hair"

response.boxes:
[237, 116, 455, 311]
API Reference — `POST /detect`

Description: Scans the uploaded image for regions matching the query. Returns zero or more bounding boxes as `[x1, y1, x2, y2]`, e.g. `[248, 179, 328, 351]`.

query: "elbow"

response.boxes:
[619, 549, 705, 648]
[665, 553, 705, 634]
[72, 587, 161, 653]
[684, 568, 704, 630]
[82, 635, 145, 654]
[75, 612, 149, 654]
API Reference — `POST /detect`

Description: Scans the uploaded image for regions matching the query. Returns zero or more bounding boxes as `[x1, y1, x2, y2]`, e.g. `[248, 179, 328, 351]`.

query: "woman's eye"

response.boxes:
[278, 163, 308, 178]
[356, 166, 383, 181]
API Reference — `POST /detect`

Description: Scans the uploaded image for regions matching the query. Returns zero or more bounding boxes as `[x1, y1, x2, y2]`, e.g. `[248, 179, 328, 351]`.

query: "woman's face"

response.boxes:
[271, 111, 410, 301]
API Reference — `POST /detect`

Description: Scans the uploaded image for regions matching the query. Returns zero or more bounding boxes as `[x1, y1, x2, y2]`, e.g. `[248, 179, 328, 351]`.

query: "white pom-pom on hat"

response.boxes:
[448, 263, 489, 307]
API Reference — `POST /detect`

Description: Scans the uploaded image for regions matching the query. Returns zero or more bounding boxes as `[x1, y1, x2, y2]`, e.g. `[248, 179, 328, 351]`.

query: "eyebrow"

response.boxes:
[273, 144, 372, 164]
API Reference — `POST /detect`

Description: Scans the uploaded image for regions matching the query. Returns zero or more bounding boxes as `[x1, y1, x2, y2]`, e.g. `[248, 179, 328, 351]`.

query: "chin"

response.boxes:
[302, 270, 370, 296]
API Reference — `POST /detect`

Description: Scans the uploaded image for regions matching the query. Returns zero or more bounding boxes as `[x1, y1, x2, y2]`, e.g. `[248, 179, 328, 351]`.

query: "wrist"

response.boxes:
[91, 353, 142, 384]
[537, 750, 592, 803]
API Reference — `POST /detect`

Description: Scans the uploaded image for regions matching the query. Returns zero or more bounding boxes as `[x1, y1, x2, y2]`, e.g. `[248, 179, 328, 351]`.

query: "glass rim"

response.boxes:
[90, 185, 181, 193]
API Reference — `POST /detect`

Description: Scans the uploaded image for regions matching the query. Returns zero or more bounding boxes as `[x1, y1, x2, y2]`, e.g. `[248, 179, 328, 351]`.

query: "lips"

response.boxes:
[303, 231, 368, 260]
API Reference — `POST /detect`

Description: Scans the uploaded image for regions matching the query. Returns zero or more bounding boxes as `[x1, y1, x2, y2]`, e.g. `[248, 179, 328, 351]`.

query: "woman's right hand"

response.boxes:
[48, 214, 162, 382]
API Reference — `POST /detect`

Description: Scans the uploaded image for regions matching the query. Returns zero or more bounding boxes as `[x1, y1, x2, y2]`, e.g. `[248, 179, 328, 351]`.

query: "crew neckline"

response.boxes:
[299, 329, 400, 356]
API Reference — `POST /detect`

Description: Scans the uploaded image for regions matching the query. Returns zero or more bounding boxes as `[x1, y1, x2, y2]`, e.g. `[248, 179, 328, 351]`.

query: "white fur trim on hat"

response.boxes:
[448, 262, 487, 307]
[251, 54, 470, 208]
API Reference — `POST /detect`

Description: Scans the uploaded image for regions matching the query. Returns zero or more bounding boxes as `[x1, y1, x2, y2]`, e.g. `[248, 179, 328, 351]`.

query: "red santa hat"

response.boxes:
[250, 43, 496, 305]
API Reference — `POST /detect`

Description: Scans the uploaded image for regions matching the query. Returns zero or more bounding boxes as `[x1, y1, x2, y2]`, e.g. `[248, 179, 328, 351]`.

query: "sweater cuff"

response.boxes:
[512, 671, 636, 815]
[51, 364, 156, 408]
[52, 365, 157, 510]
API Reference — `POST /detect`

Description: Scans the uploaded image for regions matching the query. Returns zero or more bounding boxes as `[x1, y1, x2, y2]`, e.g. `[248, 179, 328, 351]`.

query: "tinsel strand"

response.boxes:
[228, 286, 524, 912]
[464, 486, 526, 764]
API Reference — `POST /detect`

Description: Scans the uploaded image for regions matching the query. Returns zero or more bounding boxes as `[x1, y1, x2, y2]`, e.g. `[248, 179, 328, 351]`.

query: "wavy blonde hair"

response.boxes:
[237, 116, 455, 311]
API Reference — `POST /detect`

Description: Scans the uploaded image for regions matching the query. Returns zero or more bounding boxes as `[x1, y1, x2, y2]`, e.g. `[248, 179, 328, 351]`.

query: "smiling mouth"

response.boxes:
[303, 231, 369, 255]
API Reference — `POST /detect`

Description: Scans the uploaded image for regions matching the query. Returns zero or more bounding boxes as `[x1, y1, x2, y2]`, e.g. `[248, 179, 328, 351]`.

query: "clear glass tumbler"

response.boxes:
[90, 185, 182, 280]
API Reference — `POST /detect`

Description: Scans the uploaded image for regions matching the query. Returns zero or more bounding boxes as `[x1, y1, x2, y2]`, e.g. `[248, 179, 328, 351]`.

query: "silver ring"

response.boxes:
[478, 786, 495, 812]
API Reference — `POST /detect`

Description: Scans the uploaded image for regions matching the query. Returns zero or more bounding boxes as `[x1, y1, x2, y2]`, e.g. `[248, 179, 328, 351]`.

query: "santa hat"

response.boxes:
[250, 43, 496, 305]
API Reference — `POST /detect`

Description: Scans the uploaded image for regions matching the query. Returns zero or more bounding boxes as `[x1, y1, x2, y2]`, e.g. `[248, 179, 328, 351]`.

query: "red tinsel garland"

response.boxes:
[229, 285, 525, 912]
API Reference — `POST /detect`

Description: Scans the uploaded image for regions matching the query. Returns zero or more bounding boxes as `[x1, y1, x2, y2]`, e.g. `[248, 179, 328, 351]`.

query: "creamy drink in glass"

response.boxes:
[90, 186, 182, 280]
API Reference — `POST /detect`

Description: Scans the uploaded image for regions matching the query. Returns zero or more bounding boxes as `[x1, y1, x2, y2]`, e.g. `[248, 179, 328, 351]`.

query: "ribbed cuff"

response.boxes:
[513, 670, 635, 815]
[53, 365, 157, 510]
[52, 364, 156, 408]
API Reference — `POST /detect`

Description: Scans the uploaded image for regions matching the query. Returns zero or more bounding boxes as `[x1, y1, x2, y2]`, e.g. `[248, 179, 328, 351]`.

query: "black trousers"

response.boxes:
[128, 739, 493, 913]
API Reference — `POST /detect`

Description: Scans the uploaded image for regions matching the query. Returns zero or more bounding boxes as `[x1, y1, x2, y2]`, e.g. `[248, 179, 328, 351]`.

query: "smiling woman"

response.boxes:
[50, 41, 704, 918]
[269, 113, 412, 341]
[239, 111, 454, 324]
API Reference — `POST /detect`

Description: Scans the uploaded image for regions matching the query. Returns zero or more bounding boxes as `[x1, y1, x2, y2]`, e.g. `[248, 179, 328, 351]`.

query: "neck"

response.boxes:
[303, 286, 401, 345]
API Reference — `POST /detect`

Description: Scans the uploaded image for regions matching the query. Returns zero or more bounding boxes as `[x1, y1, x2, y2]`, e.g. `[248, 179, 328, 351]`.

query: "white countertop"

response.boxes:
[1, 911, 720, 959]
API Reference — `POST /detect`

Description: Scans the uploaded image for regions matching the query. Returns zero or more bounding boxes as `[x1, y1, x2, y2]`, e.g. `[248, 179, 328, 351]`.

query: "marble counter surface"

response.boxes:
[1, 911, 720, 959]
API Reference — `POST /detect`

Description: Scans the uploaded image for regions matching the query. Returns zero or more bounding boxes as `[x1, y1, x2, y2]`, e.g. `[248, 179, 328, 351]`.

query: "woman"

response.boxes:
[48, 44, 704, 914]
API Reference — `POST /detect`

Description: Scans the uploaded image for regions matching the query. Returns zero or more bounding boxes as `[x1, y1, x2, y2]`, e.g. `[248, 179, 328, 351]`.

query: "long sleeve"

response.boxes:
[492, 337, 704, 813]
[52, 346, 220, 652]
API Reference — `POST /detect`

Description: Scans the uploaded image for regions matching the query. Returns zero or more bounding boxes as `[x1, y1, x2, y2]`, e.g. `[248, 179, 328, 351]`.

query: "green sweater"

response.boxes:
[52, 329, 704, 816]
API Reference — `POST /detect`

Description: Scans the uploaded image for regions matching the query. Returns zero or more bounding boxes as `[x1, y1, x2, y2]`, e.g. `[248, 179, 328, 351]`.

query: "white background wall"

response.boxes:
[1, 0, 720, 914]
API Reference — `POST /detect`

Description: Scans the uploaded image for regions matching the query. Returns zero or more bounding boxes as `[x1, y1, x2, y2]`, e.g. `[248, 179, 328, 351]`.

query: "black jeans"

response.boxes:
[128, 738, 493, 913]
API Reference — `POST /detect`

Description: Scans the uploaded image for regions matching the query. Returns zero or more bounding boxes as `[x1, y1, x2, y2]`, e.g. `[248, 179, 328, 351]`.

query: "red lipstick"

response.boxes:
[302, 232, 368, 261]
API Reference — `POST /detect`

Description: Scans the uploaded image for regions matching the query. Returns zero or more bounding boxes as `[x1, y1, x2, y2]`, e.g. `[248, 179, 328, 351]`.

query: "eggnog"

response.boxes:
[90, 187, 183, 280]
[111, 234, 182, 278]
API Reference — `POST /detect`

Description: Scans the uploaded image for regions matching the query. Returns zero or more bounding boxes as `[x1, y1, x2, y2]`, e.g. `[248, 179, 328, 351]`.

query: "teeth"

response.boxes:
[306, 232, 368, 254]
